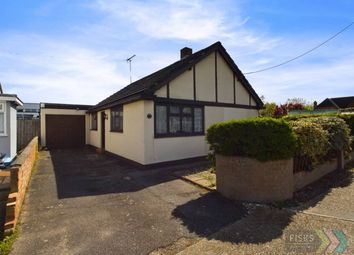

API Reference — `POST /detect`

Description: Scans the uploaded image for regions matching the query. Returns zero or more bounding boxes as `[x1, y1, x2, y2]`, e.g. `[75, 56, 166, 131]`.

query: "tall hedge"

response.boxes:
[340, 114, 354, 145]
[284, 113, 354, 147]
[303, 117, 352, 154]
[290, 120, 329, 163]
[206, 118, 297, 162]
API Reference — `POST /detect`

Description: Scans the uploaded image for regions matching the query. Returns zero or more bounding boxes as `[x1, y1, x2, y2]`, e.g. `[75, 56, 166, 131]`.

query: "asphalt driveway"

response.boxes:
[11, 148, 243, 255]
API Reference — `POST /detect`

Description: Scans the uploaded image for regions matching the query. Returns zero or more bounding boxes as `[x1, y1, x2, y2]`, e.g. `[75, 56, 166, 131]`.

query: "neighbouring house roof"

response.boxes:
[317, 96, 354, 109]
[89, 41, 263, 112]
[40, 102, 93, 110]
[0, 94, 23, 106]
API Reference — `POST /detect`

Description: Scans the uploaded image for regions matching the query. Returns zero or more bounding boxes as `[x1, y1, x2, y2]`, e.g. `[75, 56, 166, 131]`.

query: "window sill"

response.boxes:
[0, 134, 8, 137]
[110, 130, 123, 133]
[155, 133, 205, 138]
[90, 129, 98, 131]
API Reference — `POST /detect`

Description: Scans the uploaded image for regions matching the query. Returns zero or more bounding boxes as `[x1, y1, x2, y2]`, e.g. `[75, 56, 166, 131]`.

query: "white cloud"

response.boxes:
[1, 0, 353, 106]
[95, 0, 226, 41]
[246, 54, 354, 103]
[93, 0, 280, 51]
[0, 34, 129, 104]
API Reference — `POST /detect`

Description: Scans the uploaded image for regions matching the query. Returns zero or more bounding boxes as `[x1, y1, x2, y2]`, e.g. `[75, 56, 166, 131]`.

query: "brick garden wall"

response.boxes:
[216, 150, 349, 203]
[216, 154, 294, 202]
[4, 137, 38, 233]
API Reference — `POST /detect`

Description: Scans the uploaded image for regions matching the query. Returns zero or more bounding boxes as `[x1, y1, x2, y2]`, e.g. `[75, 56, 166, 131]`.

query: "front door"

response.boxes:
[101, 112, 105, 150]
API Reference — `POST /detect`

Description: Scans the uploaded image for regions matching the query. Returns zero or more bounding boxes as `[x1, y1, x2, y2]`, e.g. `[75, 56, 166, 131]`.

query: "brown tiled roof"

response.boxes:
[89, 41, 263, 111]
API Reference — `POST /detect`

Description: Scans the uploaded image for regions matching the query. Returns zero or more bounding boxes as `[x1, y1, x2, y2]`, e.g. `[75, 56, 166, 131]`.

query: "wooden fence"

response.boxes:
[17, 119, 40, 151]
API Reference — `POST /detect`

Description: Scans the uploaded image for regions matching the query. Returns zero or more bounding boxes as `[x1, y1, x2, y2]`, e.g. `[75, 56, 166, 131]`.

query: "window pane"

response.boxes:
[156, 105, 167, 134]
[0, 113, 4, 133]
[194, 108, 203, 132]
[91, 113, 97, 129]
[111, 107, 123, 131]
[182, 107, 192, 114]
[170, 105, 180, 114]
[182, 116, 192, 132]
[119, 116, 123, 130]
[169, 116, 180, 133]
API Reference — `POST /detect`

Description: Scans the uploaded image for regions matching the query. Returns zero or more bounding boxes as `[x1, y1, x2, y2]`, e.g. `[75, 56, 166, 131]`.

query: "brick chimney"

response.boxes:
[180, 47, 192, 59]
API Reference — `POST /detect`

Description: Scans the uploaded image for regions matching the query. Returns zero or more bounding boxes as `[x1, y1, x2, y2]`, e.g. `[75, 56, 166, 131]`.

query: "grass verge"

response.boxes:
[0, 229, 18, 255]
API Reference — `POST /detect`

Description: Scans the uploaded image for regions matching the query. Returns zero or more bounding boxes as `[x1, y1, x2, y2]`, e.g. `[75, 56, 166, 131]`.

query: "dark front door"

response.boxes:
[101, 112, 105, 150]
[46, 115, 85, 149]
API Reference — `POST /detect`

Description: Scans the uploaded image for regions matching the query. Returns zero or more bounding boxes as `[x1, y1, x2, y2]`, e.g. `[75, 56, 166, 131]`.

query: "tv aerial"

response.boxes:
[126, 55, 136, 84]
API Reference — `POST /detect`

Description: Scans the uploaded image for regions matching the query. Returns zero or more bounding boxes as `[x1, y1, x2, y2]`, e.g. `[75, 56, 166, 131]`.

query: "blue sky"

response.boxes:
[0, 0, 353, 105]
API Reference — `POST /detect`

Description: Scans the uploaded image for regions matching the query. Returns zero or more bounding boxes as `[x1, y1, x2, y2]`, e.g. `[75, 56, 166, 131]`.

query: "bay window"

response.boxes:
[155, 103, 204, 137]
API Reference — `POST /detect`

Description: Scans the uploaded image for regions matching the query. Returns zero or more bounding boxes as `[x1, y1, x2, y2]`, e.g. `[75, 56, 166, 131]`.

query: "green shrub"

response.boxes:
[290, 120, 329, 163]
[206, 118, 297, 161]
[339, 114, 354, 145]
[259, 102, 277, 117]
[303, 117, 352, 154]
[282, 113, 337, 121]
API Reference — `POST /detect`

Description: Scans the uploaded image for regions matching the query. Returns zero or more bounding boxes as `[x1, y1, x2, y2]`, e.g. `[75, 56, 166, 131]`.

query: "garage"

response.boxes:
[46, 115, 85, 149]
[40, 103, 91, 149]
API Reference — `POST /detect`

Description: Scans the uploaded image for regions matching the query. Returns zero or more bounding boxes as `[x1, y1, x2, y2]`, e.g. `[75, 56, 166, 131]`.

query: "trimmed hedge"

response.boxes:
[284, 113, 354, 147]
[206, 118, 297, 162]
[290, 120, 329, 163]
[303, 117, 352, 154]
[340, 114, 354, 145]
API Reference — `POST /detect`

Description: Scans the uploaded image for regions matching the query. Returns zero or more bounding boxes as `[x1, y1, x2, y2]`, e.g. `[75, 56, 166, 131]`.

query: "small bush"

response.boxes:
[206, 118, 297, 161]
[304, 117, 352, 154]
[259, 102, 277, 117]
[339, 114, 354, 145]
[290, 120, 329, 163]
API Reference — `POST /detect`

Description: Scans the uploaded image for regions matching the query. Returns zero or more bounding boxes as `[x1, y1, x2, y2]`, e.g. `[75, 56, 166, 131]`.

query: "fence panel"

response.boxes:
[17, 119, 40, 151]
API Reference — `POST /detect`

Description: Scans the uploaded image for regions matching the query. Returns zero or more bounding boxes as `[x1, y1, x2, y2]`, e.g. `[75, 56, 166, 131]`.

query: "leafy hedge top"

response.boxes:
[340, 114, 354, 144]
[284, 113, 354, 145]
[290, 120, 329, 163]
[303, 117, 352, 153]
[206, 118, 297, 161]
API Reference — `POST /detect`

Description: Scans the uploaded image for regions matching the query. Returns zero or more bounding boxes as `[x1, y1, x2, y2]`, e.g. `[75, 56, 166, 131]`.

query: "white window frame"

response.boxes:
[0, 102, 6, 136]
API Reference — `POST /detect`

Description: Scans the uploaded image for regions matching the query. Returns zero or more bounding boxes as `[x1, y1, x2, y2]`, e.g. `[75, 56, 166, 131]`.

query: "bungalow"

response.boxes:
[317, 96, 354, 110]
[85, 42, 263, 165]
[0, 84, 23, 164]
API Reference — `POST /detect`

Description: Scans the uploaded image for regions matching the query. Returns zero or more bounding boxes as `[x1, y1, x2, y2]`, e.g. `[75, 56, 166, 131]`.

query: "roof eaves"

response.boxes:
[88, 92, 153, 112]
[0, 94, 23, 106]
[40, 102, 93, 110]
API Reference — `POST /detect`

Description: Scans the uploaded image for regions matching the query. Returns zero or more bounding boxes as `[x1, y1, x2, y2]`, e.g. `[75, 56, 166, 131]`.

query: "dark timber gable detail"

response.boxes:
[214, 51, 218, 103]
[166, 82, 170, 99]
[89, 41, 263, 113]
[193, 66, 196, 101]
[233, 72, 236, 104]
[154, 97, 259, 110]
